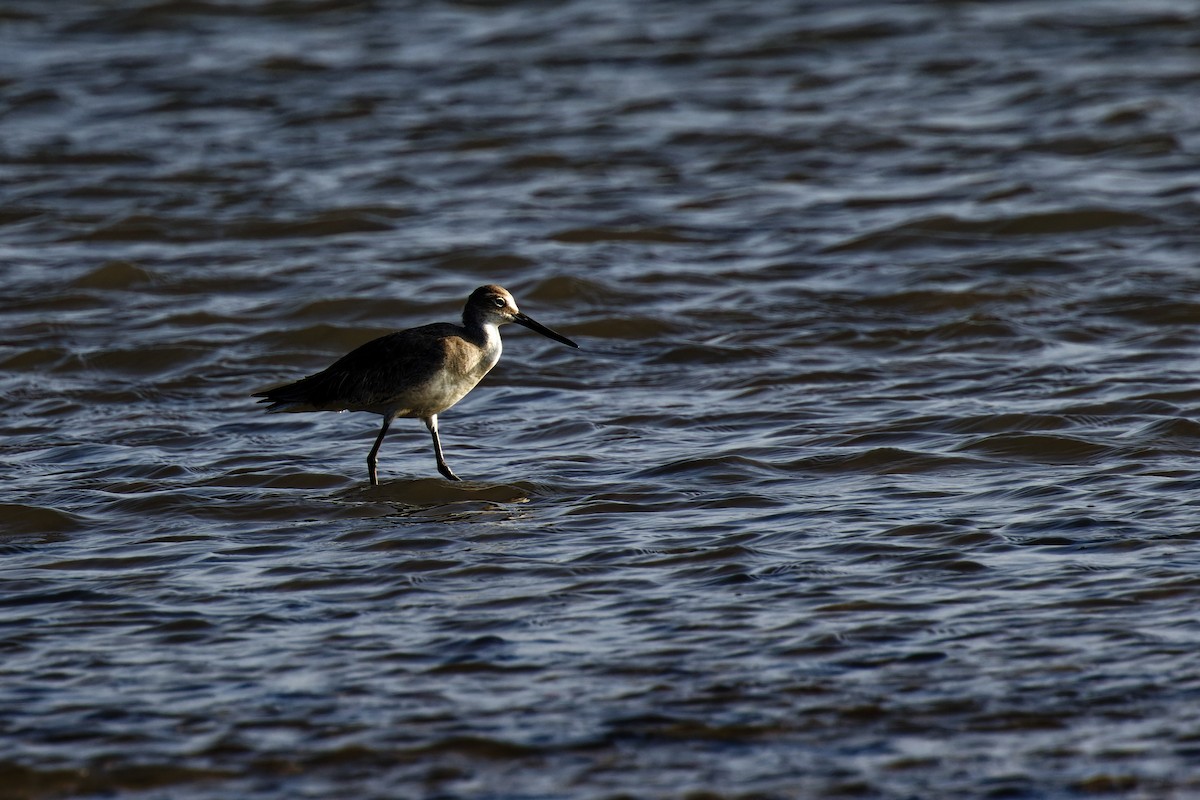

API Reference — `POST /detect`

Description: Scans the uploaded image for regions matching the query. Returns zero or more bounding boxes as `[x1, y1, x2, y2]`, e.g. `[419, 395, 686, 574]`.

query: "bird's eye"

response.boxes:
[493, 297, 506, 308]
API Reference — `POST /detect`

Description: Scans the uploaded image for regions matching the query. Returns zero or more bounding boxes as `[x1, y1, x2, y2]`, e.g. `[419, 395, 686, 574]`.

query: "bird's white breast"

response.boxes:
[403, 323, 503, 416]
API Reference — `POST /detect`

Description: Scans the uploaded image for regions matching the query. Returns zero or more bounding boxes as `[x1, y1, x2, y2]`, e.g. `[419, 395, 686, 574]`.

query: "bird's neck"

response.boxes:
[463, 317, 504, 373]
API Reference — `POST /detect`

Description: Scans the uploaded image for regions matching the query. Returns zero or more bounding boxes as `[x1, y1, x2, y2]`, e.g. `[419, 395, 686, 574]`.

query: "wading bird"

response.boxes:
[253, 284, 578, 484]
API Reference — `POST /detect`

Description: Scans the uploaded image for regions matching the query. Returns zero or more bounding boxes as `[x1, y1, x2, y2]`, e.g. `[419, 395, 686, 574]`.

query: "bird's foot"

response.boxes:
[437, 463, 462, 481]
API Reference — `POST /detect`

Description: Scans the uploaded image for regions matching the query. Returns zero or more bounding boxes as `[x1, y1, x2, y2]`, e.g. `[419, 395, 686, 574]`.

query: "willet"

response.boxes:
[253, 284, 578, 485]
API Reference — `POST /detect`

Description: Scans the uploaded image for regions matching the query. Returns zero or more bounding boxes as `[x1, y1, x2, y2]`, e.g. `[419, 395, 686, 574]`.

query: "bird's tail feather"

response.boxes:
[252, 381, 318, 413]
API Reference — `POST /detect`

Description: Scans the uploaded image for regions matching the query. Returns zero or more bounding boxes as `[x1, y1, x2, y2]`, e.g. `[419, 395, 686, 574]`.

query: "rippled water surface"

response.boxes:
[4, 1, 1200, 797]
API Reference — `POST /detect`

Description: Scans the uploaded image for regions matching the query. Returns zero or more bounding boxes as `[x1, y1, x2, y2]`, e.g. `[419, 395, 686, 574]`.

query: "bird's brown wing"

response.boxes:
[254, 324, 457, 413]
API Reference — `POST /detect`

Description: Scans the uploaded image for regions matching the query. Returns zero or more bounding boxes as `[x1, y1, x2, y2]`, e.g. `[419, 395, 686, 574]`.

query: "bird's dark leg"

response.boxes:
[367, 414, 394, 486]
[424, 414, 461, 481]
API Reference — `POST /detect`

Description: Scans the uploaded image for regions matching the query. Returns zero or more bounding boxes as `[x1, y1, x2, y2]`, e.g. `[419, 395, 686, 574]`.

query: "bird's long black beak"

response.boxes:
[513, 312, 579, 348]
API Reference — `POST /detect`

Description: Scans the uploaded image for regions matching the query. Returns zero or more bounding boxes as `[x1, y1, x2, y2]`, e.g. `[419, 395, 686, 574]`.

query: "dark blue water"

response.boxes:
[3, 1, 1200, 797]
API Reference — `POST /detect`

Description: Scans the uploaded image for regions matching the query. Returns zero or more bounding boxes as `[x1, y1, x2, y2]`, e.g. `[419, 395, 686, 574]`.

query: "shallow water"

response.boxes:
[3, 1, 1200, 797]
